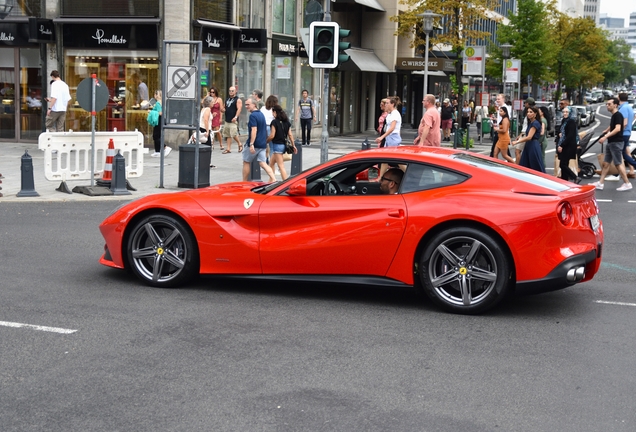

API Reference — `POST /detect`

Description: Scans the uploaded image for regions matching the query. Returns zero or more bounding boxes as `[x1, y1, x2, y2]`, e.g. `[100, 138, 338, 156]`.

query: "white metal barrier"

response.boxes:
[38, 130, 149, 181]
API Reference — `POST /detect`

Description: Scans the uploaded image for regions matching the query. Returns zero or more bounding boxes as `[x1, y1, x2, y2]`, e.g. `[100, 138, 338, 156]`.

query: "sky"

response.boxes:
[599, 0, 634, 26]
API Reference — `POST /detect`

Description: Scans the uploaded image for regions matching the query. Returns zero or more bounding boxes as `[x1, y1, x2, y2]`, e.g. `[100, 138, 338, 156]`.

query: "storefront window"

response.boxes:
[272, 0, 296, 35]
[237, 0, 265, 28]
[64, 49, 159, 137]
[235, 51, 264, 133]
[201, 53, 227, 107]
[20, 48, 42, 140]
[329, 71, 341, 134]
[271, 56, 296, 120]
[0, 48, 16, 140]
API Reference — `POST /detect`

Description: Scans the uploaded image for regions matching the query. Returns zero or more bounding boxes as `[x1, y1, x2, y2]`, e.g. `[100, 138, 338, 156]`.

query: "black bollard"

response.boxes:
[361, 138, 370, 150]
[17, 150, 39, 197]
[249, 153, 261, 181]
[452, 123, 459, 149]
[290, 138, 302, 175]
[111, 151, 131, 195]
[465, 123, 470, 151]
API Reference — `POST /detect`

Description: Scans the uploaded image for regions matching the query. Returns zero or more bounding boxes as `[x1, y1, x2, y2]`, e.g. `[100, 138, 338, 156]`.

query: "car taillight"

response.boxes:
[557, 202, 573, 226]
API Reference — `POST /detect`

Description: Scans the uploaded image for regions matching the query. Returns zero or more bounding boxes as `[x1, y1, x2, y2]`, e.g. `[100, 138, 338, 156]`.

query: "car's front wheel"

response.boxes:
[126, 214, 199, 287]
[419, 227, 512, 314]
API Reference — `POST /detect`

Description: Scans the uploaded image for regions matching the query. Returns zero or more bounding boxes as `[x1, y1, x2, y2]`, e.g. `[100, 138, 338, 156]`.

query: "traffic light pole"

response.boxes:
[320, 4, 331, 164]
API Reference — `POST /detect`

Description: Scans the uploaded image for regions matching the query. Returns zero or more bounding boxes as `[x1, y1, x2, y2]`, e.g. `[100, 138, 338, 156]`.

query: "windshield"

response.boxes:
[453, 154, 571, 192]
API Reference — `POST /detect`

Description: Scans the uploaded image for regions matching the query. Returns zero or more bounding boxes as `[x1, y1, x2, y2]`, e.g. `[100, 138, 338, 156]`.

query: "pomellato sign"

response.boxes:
[92, 29, 127, 45]
[0, 22, 32, 46]
[28, 18, 56, 43]
[63, 24, 158, 49]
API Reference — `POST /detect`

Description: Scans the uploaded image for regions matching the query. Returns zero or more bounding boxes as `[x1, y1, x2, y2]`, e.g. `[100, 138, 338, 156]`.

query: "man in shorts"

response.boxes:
[592, 97, 632, 191]
[222, 86, 242, 153]
[242, 98, 276, 182]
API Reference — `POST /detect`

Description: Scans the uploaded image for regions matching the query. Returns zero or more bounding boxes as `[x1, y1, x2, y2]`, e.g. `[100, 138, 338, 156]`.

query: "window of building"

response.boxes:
[237, 0, 265, 28]
[271, 55, 296, 119]
[235, 51, 265, 132]
[62, 0, 157, 16]
[272, 0, 296, 35]
[300, 59, 320, 124]
[193, 0, 232, 22]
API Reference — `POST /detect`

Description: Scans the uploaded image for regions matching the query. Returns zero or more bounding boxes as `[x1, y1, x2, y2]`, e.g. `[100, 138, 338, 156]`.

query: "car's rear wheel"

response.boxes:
[126, 214, 199, 287]
[419, 227, 512, 314]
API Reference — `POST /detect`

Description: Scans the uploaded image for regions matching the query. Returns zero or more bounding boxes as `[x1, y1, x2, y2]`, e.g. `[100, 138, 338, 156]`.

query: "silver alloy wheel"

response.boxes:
[427, 235, 498, 307]
[130, 218, 188, 284]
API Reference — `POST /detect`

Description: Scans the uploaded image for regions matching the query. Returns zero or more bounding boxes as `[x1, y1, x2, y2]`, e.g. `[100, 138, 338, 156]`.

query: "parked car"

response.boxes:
[572, 106, 590, 127]
[534, 101, 556, 136]
[99, 147, 604, 314]
[585, 105, 595, 123]
[602, 90, 614, 100]
[591, 91, 604, 102]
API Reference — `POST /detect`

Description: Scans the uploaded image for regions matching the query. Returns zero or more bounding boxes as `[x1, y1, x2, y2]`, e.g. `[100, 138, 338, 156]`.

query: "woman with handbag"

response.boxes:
[556, 107, 579, 183]
[267, 105, 296, 180]
[512, 106, 546, 173]
[494, 106, 514, 163]
[148, 90, 171, 157]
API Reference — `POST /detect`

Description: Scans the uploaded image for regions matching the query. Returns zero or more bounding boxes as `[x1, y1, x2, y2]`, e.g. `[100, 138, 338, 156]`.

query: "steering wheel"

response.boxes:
[323, 180, 342, 195]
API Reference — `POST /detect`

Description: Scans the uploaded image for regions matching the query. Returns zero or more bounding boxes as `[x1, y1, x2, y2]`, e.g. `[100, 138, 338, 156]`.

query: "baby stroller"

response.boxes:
[577, 130, 601, 179]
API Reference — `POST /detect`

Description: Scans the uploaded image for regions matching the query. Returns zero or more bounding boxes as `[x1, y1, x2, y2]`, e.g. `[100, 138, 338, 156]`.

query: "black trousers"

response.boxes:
[300, 118, 312, 144]
[559, 158, 577, 181]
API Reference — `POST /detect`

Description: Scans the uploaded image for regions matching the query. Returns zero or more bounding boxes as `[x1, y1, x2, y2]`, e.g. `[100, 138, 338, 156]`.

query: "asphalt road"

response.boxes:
[1, 138, 636, 432]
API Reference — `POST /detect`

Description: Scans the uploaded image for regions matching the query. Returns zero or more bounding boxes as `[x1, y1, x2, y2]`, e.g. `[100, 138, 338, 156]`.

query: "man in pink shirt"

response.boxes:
[414, 94, 441, 146]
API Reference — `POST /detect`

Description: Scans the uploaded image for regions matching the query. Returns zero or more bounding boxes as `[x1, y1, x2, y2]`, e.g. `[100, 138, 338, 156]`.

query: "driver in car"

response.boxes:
[379, 168, 403, 194]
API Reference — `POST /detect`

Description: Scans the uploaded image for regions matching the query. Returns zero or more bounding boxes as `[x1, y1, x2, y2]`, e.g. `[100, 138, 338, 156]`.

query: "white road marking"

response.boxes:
[628, 201, 636, 204]
[595, 300, 636, 307]
[0, 320, 77, 334]
[596, 199, 613, 202]
[581, 152, 596, 159]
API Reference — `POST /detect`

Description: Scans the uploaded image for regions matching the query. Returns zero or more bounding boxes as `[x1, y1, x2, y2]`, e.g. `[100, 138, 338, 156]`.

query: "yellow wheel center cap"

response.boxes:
[157, 247, 164, 255]
[459, 267, 468, 275]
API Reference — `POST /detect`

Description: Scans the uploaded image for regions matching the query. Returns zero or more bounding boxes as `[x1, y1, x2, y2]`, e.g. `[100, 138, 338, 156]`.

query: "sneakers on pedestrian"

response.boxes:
[617, 183, 633, 191]
[164, 147, 172, 157]
[605, 175, 619, 182]
[591, 181, 604, 190]
[151, 152, 161, 158]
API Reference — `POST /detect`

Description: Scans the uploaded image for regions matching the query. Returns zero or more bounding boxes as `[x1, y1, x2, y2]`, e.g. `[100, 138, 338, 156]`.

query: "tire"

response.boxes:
[126, 214, 199, 287]
[419, 227, 512, 314]
[580, 165, 595, 179]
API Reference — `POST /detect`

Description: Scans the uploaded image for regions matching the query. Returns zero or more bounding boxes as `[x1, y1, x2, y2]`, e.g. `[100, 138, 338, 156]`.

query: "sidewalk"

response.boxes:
[0, 128, 491, 203]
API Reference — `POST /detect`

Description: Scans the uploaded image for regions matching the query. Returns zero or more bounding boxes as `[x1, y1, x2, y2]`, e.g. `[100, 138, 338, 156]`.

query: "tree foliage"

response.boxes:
[602, 38, 634, 87]
[391, 0, 502, 103]
[497, 0, 556, 85]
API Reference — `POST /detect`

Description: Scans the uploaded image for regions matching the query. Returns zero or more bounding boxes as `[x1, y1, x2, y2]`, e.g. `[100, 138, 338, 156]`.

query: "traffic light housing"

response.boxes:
[309, 21, 339, 68]
[338, 28, 351, 65]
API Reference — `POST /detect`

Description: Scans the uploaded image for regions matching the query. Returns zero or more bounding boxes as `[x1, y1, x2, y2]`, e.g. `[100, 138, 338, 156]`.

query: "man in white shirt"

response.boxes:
[46, 70, 71, 132]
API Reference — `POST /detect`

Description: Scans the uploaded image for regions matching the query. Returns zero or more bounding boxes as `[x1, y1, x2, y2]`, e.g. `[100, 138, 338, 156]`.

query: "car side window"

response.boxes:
[401, 163, 467, 193]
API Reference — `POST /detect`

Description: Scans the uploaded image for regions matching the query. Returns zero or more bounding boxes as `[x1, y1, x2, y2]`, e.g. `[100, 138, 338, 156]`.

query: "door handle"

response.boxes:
[388, 209, 404, 218]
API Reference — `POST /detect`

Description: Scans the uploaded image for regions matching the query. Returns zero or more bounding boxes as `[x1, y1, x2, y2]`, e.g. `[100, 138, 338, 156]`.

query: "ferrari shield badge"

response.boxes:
[244, 199, 254, 209]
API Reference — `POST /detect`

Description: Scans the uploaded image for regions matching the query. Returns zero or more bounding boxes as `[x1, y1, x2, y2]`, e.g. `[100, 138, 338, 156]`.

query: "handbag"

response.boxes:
[284, 139, 294, 154]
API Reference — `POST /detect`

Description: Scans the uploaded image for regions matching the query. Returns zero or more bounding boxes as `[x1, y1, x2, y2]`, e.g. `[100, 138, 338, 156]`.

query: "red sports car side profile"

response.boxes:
[99, 146, 603, 314]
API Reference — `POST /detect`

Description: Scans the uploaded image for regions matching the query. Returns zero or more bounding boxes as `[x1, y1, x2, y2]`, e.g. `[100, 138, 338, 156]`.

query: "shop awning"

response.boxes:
[54, 17, 161, 24]
[354, 0, 385, 12]
[344, 48, 391, 73]
[196, 19, 241, 32]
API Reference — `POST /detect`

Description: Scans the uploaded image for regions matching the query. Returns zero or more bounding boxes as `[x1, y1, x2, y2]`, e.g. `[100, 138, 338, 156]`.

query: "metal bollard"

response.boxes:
[17, 150, 39, 197]
[453, 123, 459, 149]
[361, 138, 370, 150]
[249, 151, 261, 181]
[290, 138, 302, 175]
[465, 123, 470, 151]
[111, 151, 131, 195]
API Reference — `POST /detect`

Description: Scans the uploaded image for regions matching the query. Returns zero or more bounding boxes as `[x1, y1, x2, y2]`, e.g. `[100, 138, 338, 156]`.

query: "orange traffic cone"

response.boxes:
[97, 139, 115, 187]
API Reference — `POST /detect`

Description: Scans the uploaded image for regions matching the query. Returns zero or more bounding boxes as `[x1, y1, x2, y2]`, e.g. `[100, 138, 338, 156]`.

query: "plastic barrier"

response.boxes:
[38, 130, 148, 181]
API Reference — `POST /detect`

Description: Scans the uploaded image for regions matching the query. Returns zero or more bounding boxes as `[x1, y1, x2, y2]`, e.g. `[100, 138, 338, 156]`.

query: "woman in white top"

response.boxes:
[375, 96, 401, 147]
[260, 94, 278, 163]
[199, 96, 213, 145]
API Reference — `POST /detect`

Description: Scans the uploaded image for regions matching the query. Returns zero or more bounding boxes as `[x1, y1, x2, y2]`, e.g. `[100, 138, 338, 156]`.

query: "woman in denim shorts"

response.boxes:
[266, 105, 297, 180]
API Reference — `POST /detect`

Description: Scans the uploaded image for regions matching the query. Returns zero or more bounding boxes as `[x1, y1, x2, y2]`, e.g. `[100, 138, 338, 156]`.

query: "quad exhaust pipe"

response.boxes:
[566, 266, 586, 282]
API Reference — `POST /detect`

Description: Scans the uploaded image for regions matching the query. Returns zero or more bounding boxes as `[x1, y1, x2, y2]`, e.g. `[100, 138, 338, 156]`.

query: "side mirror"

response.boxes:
[287, 178, 307, 196]
[368, 166, 379, 181]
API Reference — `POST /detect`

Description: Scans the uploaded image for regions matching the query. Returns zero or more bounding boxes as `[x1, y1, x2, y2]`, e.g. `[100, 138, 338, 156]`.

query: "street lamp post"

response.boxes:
[500, 44, 512, 99]
[0, 0, 14, 19]
[417, 10, 441, 99]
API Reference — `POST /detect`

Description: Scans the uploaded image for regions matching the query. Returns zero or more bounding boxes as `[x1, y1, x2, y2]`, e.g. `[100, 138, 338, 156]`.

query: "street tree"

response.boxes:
[496, 0, 557, 93]
[550, 14, 608, 102]
[392, 0, 503, 107]
[602, 38, 636, 88]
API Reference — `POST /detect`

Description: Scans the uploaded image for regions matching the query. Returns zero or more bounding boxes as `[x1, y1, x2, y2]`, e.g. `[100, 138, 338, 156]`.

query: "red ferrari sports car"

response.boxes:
[99, 146, 603, 314]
